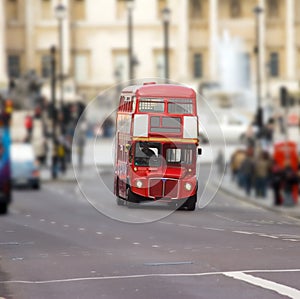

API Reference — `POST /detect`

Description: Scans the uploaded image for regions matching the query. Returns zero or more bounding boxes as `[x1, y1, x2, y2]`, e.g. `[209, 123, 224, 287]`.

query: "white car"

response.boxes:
[199, 109, 256, 144]
[10, 143, 40, 189]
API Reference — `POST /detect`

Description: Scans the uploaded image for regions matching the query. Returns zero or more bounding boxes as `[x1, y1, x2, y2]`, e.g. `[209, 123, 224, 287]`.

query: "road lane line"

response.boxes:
[203, 227, 224, 231]
[178, 224, 197, 228]
[223, 271, 300, 299]
[232, 231, 254, 235]
[2, 269, 300, 285]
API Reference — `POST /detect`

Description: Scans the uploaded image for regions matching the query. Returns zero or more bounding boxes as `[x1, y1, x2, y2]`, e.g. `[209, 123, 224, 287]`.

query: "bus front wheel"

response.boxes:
[127, 188, 140, 208]
[185, 194, 197, 211]
[0, 203, 8, 215]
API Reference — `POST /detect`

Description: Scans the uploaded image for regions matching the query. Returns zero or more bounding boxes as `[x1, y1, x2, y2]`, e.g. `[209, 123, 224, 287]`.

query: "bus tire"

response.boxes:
[116, 197, 125, 206]
[127, 189, 139, 208]
[115, 178, 125, 206]
[0, 203, 8, 215]
[185, 194, 197, 211]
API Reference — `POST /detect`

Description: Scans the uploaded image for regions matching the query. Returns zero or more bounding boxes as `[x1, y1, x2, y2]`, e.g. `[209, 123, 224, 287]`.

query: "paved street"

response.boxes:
[1, 166, 300, 299]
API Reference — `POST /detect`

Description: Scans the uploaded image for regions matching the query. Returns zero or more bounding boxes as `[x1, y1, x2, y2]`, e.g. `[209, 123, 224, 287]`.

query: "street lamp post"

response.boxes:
[162, 7, 171, 83]
[127, 0, 134, 81]
[55, 3, 66, 133]
[253, 5, 263, 132]
[50, 45, 57, 179]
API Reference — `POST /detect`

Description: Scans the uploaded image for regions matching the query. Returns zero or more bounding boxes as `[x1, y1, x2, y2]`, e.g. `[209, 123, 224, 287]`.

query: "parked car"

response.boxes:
[10, 143, 40, 189]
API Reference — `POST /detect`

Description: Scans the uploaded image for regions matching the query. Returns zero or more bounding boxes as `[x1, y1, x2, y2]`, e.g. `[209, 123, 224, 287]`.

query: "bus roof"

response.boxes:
[121, 84, 196, 98]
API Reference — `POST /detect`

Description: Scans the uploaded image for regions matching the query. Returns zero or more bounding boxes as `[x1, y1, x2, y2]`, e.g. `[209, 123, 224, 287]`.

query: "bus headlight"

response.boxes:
[136, 180, 143, 188]
[185, 182, 192, 191]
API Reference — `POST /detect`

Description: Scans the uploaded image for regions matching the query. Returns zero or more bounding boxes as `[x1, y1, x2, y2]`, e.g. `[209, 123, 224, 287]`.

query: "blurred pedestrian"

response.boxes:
[36, 137, 48, 166]
[260, 119, 274, 151]
[282, 162, 298, 206]
[245, 125, 256, 148]
[77, 131, 85, 170]
[254, 151, 271, 198]
[215, 149, 225, 175]
[270, 159, 283, 206]
[230, 149, 246, 184]
[57, 137, 66, 174]
[24, 114, 33, 142]
[239, 149, 254, 196]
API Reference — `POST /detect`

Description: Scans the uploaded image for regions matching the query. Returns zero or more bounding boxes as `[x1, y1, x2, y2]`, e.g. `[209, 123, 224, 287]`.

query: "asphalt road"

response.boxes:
[1, 166, 300, 299]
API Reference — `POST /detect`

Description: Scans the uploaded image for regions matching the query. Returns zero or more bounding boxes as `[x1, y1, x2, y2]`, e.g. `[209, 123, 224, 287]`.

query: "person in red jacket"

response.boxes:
[24, 114, 33, 142]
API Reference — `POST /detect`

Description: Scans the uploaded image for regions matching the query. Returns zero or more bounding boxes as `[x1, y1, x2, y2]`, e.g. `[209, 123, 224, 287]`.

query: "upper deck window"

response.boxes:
[168, 99, 193, 114]
[139, 98, 164, 113]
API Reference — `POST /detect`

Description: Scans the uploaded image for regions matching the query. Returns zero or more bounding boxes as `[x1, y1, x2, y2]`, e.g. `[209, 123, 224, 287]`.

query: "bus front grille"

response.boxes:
[149, 178, 179, 199]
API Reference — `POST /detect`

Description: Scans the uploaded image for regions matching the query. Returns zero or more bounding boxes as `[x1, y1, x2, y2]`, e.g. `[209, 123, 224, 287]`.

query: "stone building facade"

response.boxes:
[0, 0, 299, 101]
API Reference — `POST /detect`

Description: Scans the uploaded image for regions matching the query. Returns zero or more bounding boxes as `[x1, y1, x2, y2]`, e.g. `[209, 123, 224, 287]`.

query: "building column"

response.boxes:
[61, 0, 70, 76]
[258, 0, 266, 99]
[177, 0, 188, 81]
[209, 0, 218, 80]
[286, 0, 295, 79]
[25, 0, 35, 71]
[0, 0, 7, 85]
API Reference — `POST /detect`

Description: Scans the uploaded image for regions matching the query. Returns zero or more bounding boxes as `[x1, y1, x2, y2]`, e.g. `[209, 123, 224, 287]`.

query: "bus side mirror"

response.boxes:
[198, 148, 202, 155]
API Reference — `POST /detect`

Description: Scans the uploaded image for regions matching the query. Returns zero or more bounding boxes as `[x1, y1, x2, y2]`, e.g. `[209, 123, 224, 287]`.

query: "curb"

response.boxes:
[211, 179, 300, 221]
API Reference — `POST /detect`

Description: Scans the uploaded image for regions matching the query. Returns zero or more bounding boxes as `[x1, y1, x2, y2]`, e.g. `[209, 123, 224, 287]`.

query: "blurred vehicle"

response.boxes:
[0, 112, 11, 214]
[10, 143, 40, 189]
[199, 109, 256, 144]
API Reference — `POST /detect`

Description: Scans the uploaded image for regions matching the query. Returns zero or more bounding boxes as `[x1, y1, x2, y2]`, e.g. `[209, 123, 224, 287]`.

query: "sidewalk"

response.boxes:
[213, 172, 300, 219]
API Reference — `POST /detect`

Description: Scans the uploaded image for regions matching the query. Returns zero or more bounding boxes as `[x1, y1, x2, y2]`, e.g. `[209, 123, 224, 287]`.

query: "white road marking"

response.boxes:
[2, 269, 300, 285]
[133, 242, 140, 245]
[257, 234, 278, 239]
[50, 221, 56, 224]
[223, 271, 300, 299]
[203, 227, 224, 231]
[78, 228, 86, 231]
[178, 224, 197, 228]
[114, 237, 121, 240]
[233, 231, 254, 235]
[63, 225, 69, 228]
[282, 239, 299, 242]
[40, 219, 45, 222]
[151, 245, 160, 248]
[96, 232, 103, 235]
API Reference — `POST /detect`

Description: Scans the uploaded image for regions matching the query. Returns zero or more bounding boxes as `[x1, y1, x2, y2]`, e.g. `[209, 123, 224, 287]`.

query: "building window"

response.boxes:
[41, 0, 52, 20]
[71, 0, 85, 21]
[190, 0, 202, 19]
[7, 0, 18, 21]
[41, 55, 51, 78]
[157, 0, 167, 18]
[114, 52, 128, 81]
[230, 0, 241, 18]
[267, 0, 279, 18]
[270, 52, 279, 77]
[8, 55, 20, 78]
[193, 53, 203, 78]
[75, 54, 88, 83]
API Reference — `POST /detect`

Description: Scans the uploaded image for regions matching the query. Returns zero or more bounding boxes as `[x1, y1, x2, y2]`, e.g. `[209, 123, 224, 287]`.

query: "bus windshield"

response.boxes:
[134, 142, 161, 167]
[166, 145, 194, 165]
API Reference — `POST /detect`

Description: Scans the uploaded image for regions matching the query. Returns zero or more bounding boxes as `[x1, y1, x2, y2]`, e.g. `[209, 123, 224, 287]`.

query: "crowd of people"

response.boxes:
[230, 147, 300, 207]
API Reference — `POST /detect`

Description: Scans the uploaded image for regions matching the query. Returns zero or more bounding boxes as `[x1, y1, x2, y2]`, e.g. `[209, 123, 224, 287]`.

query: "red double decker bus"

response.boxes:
[114, 82, 201, 210]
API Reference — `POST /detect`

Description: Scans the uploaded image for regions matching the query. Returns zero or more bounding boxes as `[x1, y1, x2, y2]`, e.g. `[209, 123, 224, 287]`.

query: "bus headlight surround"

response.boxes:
[136, 180, 143, 188]
[185, 182, 192, 191]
